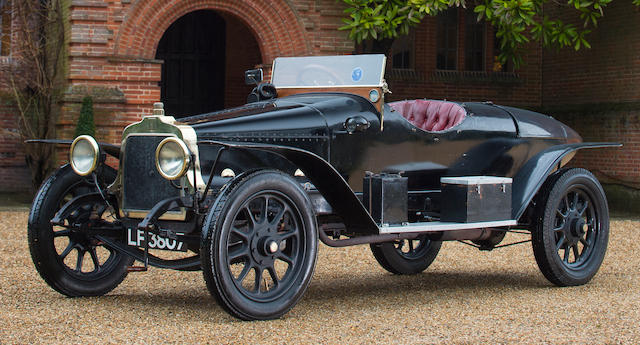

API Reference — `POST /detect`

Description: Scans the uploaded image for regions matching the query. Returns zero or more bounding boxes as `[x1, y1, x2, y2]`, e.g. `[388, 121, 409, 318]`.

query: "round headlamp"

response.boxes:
[70, 135, 100, 176]
[156, 137, 191, 180]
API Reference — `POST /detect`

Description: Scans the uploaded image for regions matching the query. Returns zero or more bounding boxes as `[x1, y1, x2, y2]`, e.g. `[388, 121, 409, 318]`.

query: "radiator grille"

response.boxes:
[122, 135, 181, 213]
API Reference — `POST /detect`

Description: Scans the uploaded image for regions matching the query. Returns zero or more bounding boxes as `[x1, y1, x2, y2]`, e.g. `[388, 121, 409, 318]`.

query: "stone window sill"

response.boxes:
[386, 69, 521, 85]
[431, 70, 521, 85]
[386, 68, 421, 81]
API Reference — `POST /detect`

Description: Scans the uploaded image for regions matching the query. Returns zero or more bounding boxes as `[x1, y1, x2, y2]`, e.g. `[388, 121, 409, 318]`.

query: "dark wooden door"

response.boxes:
[156, 11, 226, 118]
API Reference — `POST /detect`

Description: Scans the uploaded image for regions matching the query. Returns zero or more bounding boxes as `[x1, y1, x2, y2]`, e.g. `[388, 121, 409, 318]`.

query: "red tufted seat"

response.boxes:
[389, 100, 466, 132]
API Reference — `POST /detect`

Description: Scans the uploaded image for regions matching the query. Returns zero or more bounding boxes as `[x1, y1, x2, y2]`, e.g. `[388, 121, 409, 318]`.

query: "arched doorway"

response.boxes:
[156, 10, 226, 118]
[156, 10, 263, 118]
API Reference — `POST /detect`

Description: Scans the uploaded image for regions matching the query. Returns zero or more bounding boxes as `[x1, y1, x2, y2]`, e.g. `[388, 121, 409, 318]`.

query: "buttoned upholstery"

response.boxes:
[389, 100, 466, 132]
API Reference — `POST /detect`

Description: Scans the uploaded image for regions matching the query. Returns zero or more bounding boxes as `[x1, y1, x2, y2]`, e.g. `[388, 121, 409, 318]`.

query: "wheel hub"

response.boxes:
[68, 230, 91, 249]
[572, 219, 587, 236]
[266, 240, 279, 254]
[249, 225, 279, 266]
[563, 211, 587, 246]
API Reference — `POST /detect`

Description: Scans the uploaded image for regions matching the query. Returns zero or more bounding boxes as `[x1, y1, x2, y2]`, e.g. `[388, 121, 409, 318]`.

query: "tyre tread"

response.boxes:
[201, 169, 318, 320]
[28, 165, 131, 297]
[531, 168, 609, 286]
[370, 239, 441, 275]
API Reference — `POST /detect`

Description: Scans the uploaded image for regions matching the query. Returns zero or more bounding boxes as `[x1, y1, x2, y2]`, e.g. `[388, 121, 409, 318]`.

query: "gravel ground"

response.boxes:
[1, 209, 639, 344]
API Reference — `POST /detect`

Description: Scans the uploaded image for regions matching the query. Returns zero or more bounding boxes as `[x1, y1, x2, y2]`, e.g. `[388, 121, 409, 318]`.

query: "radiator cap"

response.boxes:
[153, 102, 165, 116]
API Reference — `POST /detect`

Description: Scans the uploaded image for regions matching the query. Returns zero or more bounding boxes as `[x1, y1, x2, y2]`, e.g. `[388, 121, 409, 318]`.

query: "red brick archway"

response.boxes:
[114, 0, 311, 62]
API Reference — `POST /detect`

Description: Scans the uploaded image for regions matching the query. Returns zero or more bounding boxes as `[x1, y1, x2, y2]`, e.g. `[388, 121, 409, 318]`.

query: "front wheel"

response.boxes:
[28, 164, 133, 297]
[532, 168, 609, 286]
[201, 170, 318, 320]
[370, 236, 441, 275]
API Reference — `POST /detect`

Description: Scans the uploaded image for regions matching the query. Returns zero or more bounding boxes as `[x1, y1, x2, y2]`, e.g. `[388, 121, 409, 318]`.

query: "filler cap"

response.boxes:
[153, 102, 165, 116]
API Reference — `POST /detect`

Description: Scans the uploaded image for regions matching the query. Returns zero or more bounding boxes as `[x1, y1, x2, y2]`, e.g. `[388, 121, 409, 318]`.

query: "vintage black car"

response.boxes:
[28, 55, 619, 320]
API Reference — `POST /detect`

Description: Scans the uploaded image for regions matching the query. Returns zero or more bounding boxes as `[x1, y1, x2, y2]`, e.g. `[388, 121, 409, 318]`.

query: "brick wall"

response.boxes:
[57, 0, 356, 145]
[222, 14, 261, 109]
[47, 0, 354, 171]
[294, 0, 354, 55]
[1, 0, 356, 193]
[386, 10, 542, 108]
[542, 1, 640, 195]
[542, 2, 640, 106]
[0, 95, 31, 192]
[554, 106, 640, 186]
[0, 0, 31, 192]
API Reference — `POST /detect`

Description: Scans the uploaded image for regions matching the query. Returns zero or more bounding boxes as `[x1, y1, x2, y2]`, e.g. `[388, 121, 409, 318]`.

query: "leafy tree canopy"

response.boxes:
[339, 0, 640, 68]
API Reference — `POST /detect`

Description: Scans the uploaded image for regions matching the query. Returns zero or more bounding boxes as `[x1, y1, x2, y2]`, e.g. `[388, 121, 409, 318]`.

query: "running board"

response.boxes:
[378, 220, 517, 234]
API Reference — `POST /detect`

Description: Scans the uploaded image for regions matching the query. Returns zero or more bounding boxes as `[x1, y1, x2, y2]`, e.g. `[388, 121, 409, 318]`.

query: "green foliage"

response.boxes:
[75, 96, 95, 137]
[340, 0, 638, 69]
[339, 0, 425, 43]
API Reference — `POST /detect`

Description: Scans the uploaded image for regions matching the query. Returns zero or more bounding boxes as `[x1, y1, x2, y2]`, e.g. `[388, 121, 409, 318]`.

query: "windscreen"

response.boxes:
[271, 55, 386, 88]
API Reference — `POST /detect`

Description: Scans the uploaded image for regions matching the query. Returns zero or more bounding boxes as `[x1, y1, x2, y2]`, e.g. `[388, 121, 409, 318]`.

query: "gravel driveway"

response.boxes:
[1, 209, 638, 344]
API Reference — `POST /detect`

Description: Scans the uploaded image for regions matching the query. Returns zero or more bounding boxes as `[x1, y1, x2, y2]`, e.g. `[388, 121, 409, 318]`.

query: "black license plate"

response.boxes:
[126, 228, 187, 252]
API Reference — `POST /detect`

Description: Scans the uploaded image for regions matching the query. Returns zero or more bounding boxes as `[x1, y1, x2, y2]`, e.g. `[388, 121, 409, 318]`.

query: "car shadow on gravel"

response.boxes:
[98, 289, 228, 318]
[101, 272, 552, 312]
[74, 269, 549, 322]
[305, 270, 549, 302]
[98, 271, 549, 320]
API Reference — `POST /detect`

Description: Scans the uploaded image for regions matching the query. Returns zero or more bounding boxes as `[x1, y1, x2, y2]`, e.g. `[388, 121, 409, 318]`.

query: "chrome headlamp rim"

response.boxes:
[69, 135, 100, 176]
[155, 137, 191, 180]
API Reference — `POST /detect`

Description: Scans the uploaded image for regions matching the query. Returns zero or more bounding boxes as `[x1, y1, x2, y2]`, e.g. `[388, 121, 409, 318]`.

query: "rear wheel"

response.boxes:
[370, 236, 441, 275]
[532, 168, 609, 286]
[28, 165, 133, 296]
[201, 170, 318, 320]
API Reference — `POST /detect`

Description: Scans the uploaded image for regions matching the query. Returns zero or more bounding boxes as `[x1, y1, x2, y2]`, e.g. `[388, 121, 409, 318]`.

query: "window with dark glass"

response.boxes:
[391, 31, 413, 69]
[436, 8, 458, 70]
[464, 10, 485, 71]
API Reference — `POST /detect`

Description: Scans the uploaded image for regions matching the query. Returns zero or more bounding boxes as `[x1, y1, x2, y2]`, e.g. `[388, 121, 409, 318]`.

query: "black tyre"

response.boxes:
[532, 168, 609, 286]
[201, 170, 318, 320]
[28, 164, 133, 296]
[370, 236, 441, 275]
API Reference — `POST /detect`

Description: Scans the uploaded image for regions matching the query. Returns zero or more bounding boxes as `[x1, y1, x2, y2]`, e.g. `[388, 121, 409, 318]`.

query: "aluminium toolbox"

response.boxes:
[363, 173, 408, 225]
[440, 176, 512, 223]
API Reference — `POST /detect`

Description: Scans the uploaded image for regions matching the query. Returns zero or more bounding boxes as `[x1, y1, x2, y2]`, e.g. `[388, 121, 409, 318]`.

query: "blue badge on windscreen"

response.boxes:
[351, 67, 363, 82]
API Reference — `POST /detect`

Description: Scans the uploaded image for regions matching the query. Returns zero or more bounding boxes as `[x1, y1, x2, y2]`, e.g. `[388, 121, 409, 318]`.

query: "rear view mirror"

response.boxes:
[245, 69, 263, 85]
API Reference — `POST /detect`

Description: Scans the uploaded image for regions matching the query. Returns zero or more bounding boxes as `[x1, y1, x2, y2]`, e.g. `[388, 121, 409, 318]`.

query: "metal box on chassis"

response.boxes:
[363, 173, 408, 225]
[440, 176, 512, 223]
